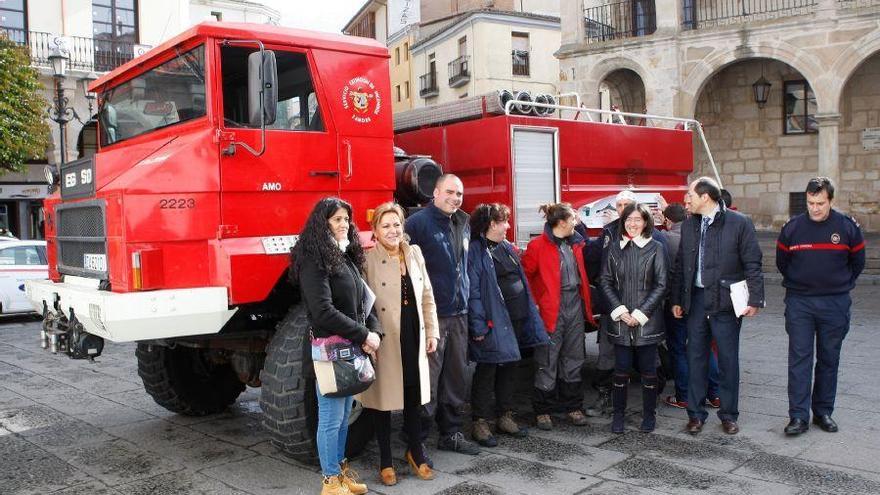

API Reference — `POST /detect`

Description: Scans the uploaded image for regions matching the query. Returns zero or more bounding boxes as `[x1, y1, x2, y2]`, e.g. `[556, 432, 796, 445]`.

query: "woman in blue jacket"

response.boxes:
[467, 203, 549, 447]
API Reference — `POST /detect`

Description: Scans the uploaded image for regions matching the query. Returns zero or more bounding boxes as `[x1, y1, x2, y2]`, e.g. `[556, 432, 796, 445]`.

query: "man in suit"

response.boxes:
[671, 177, 764, 435]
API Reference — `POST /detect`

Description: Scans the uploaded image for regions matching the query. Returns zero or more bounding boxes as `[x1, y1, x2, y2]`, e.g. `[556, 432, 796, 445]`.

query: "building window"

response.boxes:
[512, 32, 530, 77]
[783, 80, 817, 135]
[348, 11, 376, 39]
[458, 36, 467, 56]
[404, 81, 409, 98]
[404, 42, 409, 60]
[0, 0, 28, 44]
[93, 0, 138, 71]
[396, 85, 401, 102]
[395, 47, 400, 65]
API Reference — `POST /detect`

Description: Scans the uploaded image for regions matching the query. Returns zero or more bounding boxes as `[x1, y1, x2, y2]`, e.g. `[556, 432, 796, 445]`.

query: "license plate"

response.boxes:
[83, 254, 107, 272]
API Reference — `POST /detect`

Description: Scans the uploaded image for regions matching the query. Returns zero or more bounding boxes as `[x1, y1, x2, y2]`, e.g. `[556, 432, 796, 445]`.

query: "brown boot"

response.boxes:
[535, 414, 553, 431]
[567, 410, 589, 426]
[497, 411, 527, 437]
[379, 467, 397, 486]
[339, 461, 367, 495]
[471, 418, 498, 447]
[321, 475, 353, 495]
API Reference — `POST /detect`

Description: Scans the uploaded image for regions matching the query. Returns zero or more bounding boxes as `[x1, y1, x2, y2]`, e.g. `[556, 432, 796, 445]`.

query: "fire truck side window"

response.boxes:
[99, 45, 207, 146]
[221, 46, 323, 132]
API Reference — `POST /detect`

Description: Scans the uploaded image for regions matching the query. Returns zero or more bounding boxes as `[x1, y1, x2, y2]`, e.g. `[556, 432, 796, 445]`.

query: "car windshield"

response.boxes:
[99, 45, 206, 146]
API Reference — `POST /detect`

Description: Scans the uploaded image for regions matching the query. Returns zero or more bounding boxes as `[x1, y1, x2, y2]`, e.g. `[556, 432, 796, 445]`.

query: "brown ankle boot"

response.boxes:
[321, 475, 353, 495]
[339, 461, 367, 495]
[497, 411, 527, 437]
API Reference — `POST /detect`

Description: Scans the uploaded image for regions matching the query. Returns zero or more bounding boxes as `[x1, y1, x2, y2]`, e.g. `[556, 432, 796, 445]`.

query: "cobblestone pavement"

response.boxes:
[2, 283, 880, 494]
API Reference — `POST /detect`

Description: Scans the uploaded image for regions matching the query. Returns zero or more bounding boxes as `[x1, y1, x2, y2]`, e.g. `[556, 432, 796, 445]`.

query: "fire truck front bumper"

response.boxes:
[25, 278, 237, 343]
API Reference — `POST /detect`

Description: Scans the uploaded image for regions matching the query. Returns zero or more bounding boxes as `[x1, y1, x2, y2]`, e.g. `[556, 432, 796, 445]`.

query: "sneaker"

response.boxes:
[664, 395, 688, 409]
[437, 431, 480, 455]
[585, 389, 611, 417]
[339, 461, 367, 495]
[497, 411, 527, 437]
[321, 475, 354, 495]
[567, 410, 589, 426]
[471, 418, 497, 447]
[706, 397, 721, 408]
[535, 414, 553, 431]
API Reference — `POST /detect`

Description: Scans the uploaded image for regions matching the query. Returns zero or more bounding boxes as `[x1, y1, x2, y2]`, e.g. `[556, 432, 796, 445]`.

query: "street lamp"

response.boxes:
[46, 46, 81, 166]
[752, 62, 772, 109]
[80, 71, 98, 118]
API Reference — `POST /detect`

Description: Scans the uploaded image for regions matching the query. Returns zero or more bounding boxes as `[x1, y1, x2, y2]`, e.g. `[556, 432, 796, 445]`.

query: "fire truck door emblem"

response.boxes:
[342, 76, 382, 124]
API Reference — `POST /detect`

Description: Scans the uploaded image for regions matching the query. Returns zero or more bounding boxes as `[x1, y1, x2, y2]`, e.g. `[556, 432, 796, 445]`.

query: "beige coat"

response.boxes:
[357, 241, 439, 411]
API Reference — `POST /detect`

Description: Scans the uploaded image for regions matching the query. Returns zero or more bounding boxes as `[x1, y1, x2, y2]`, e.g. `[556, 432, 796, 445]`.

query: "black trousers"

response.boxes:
[614, 344, 657, 375]
[371, 384, 424, 468]
[471, 362, 517, 419]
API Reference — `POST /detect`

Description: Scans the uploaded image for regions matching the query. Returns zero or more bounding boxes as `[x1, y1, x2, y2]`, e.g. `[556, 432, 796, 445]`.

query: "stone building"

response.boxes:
[0, 0, 280, 239]
[557, 0, 880, 231]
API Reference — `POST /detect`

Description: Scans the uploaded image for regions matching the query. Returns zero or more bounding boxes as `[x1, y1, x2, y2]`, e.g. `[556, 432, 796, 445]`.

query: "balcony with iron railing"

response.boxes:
[584, 0, 657, 42]
[681, 0, 817, 29]
[448, 55, 470, 87]
[419, 71, 439, 98]
[0, 28, 137, 73]
[512, 50, 531, 76]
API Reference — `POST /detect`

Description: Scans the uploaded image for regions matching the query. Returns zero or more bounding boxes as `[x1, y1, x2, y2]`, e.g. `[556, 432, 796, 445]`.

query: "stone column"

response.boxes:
[815, 113, 842, 187]
[655, 0, 682, 35]
[561, 0, 586, 48]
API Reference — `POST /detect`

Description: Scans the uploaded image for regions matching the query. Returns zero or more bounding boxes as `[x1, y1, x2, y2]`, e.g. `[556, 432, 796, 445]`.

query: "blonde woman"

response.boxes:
[358, 202, 438, 485]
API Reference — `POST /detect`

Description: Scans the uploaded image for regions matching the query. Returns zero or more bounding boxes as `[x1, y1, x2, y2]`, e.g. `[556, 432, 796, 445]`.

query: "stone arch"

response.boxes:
[680, 42, 828, 118]
[583, 55, 655, 110]
[831, 29, 880, 111]
[599, 69, 646, 123]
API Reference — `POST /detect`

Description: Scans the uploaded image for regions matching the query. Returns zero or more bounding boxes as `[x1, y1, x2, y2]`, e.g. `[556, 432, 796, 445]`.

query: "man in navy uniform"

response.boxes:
[777, 177, 865, 435]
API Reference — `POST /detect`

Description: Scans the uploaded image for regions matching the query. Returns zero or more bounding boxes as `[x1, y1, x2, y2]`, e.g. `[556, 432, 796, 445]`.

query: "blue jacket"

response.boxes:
[404, 203, 469, 316]
[467, 236, 549, 364]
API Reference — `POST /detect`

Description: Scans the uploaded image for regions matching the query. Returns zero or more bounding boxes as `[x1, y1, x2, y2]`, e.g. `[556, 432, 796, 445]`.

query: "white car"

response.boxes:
[0, 240, 48, 314]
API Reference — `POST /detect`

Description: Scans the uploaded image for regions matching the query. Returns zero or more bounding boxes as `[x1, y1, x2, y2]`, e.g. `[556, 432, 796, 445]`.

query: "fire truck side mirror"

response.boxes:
[248, 50, 278, 127]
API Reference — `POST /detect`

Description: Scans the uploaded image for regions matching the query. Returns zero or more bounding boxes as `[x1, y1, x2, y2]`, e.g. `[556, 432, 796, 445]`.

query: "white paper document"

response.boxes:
[362, 278, 376, 316]
[730, 280, 749, 317]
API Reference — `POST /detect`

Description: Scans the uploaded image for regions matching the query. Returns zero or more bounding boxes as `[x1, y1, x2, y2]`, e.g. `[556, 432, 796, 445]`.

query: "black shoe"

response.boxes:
[812, 415, 838, 432]
[784, 418, 809, 436]
[437, 432, 481, 455]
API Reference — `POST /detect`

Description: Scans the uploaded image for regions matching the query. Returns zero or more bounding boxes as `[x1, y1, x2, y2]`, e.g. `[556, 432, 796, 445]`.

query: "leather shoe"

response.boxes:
[813, 415, 838, 432]
[721, 420, 739, 435]
[686, 418, 704, 434]
[784, 418, 809, 436]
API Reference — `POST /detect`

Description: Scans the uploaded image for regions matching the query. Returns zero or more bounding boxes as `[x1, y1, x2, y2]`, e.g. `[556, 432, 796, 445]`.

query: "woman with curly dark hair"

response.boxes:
[291, 197, 381, 495]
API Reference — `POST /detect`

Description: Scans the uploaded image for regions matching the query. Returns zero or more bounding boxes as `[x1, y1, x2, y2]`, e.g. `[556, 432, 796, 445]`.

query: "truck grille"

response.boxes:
[55, 200, 107, 278]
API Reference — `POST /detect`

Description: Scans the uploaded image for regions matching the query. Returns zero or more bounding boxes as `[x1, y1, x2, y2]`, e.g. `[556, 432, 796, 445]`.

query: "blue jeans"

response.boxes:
[315, 385, 353, 476]
[666, 309, 720, 401]
[686, 288, 742, 422]
[785, 293, 851, 420]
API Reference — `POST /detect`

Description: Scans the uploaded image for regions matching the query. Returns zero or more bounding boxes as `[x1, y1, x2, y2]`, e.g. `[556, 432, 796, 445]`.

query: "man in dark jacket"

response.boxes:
[405, 174, 480, 455]
[671, 177, 764, 435]
[777, 177, 865, 436]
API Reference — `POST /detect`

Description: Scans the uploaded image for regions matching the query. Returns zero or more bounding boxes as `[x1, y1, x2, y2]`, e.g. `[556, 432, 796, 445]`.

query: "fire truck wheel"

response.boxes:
[136, 344, 246, 416]
[260, 304, 375, 464]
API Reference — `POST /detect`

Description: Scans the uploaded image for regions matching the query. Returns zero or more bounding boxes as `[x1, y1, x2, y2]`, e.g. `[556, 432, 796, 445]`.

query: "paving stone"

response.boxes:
[34, 391, 153, 428]
[601, 456, 801, 494]
[733, 451, 880, 494]
[200, 455, 323, 495]
[57, 438, 180, 486]
[579, 480, 673, 494]
[24, 418, 115, 452]
[0, 404, 70, 435]
[346, 450, 467, 495]
[450, 453, 601, 494]
[115, 471, 252, 495]
[0, 432, 91, 494]
[596, 430, 750, 472]
[189, 410, 271, 447]
[103, 418, 208, 448]
[51, 480, 122, 495]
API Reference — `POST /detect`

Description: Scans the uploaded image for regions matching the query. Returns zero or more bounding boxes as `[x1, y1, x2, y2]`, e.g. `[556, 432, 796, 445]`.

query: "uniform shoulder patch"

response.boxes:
[846, 214, 861, 228]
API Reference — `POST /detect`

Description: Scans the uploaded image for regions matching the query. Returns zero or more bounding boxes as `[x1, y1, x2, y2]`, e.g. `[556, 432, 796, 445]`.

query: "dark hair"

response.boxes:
[720, 189, 733, 208]
[290, 197, 365, 283]
[806, 176, 834, 200]
[538, 202, 576, 228]
[618, 203, 654, 239]
[693, 177, 722, 202]
[470, 203, 511, 239]
[663, 203, 686, 223]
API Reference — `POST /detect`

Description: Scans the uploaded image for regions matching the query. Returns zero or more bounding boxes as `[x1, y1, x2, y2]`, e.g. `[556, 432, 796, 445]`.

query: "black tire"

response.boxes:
[136, 343, 245, 416]
[260, 304, 374, 464]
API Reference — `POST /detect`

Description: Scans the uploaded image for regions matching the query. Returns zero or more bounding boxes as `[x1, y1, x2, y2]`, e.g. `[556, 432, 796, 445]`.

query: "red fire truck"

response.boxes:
[26, 22, 709, 463]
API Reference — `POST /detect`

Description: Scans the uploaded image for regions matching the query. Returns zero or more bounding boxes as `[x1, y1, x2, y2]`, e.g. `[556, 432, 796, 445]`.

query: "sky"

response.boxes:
[262, 0, 366, 34]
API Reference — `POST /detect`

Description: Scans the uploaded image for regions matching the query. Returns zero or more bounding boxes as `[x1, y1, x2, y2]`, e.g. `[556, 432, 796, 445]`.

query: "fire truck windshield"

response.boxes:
[99, 45, 207, 146]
